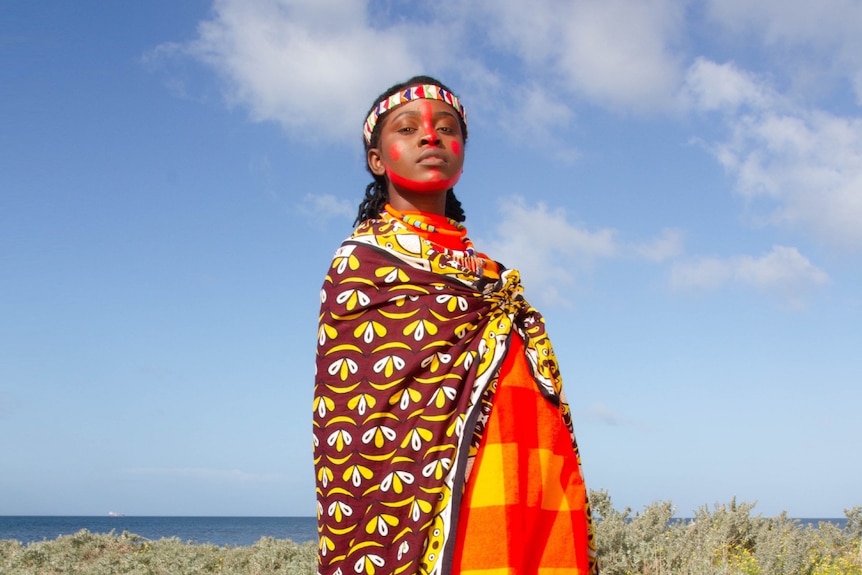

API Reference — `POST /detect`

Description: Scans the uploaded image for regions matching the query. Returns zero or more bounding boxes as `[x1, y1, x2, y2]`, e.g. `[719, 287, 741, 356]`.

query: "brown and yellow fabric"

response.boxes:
[313, 213, 597, 575]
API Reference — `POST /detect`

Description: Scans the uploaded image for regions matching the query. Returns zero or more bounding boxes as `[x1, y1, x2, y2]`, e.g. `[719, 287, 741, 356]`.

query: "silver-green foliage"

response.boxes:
[0, 529, 318, 575]
[591, 490, 862, 575]
[1, 496, 859, 575]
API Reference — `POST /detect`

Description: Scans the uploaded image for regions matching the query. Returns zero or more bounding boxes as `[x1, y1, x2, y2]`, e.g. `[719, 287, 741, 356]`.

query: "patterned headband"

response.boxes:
[363, 84, 467, 144]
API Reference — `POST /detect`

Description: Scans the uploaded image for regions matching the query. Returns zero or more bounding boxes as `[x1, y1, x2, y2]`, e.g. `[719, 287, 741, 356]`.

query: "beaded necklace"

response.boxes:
[382, 204, 494, 276]
[383, 204, 476, 255]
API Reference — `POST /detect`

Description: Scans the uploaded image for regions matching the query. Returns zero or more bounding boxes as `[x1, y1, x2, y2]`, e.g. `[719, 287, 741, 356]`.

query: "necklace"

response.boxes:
[383, 203, 476, 256]
[382, 204, 496, 276]
[384, 204, 466, 238]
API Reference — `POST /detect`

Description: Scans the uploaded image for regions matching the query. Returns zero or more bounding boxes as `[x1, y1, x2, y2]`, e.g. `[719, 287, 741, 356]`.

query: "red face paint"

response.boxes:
[451, 140, 462, 156]
[388, 143, 402, 161]
[419, 100, 439, 147]
[386, 166, 462, 194]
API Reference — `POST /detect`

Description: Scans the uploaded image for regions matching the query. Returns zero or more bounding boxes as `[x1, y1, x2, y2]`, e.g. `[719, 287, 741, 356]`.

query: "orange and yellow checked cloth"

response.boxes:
[453, 334, 597, 575]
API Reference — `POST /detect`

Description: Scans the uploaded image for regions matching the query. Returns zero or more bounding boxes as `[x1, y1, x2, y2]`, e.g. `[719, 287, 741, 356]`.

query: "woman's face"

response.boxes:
[367, 98, 465, 198]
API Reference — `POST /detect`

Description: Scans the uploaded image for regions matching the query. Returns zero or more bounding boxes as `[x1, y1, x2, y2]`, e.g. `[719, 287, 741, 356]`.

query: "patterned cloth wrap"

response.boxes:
[314, 214, 595, 575]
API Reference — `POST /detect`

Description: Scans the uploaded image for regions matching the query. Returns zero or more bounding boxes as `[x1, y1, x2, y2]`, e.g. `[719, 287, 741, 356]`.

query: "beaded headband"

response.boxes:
[363, 84, 467, 144]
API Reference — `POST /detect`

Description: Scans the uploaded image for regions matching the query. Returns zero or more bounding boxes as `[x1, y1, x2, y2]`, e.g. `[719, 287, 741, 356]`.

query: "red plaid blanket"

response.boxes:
[453, 334, 597, 573]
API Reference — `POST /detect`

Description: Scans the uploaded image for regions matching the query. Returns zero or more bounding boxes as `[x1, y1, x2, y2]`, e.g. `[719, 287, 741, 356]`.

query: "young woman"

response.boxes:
[313, 76, 598, 575]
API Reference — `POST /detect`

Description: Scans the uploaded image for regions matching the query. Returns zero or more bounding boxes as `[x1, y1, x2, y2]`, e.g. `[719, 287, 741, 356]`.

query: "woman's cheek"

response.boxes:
[451, 140, 462, 156]
[388, 143, 403, 162]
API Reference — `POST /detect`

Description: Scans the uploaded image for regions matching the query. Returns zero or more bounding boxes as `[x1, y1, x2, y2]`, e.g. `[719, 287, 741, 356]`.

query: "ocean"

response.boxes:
[0, 516, 318, 547]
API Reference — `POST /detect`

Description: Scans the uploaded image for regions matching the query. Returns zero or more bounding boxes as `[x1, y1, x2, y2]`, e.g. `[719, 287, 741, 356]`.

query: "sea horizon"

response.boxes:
[0, 515, 317, 518]
[0, 516, 320, 547]
[0, 515, 848, 548]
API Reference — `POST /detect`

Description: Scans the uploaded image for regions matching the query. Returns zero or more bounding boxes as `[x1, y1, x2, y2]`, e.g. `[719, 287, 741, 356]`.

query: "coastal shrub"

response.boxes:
[0, 530, 318, 575]
[591, 490, 862, 575]
[0, 495, 859, 575]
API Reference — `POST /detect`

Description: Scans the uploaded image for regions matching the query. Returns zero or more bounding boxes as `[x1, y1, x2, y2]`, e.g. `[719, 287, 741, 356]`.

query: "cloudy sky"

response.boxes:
[3, 0, 861, 518]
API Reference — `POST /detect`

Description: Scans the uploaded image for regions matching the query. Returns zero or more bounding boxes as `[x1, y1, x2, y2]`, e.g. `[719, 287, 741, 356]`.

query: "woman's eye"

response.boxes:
[438, 122, 461, 134]
[398, 127, 415, 134]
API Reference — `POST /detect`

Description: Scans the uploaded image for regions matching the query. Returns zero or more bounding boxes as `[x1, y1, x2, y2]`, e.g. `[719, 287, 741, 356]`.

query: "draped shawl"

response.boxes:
[313, 216, 584, 575]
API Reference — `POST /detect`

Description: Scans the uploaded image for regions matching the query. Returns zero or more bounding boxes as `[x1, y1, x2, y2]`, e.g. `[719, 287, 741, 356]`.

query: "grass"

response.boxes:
[1, 491, 859, 575]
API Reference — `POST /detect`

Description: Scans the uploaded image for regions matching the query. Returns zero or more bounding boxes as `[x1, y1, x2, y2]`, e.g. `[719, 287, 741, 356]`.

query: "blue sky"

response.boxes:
[2, 0, 861, 518]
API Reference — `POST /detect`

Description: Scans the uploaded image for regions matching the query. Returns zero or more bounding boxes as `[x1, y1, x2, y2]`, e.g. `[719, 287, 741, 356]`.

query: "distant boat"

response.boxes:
[107, 512, 125, 517]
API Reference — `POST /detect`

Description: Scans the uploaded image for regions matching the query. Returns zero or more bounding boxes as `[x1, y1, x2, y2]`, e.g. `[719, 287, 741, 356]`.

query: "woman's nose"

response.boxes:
[420, 131, 441, 146]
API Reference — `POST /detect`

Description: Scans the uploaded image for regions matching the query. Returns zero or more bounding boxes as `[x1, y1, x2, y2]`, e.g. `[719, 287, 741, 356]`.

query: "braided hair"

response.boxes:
[354, 75, 468, 226]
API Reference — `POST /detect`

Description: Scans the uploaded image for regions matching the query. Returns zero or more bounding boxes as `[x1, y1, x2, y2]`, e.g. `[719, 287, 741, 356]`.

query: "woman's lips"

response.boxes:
[417, 150, 446, 165]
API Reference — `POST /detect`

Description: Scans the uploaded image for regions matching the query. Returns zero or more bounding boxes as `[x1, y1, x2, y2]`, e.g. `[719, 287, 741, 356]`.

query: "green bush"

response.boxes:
[591, 490, 862, 575]
[1, 496, 859, 575]
[0, 530, 318, 575]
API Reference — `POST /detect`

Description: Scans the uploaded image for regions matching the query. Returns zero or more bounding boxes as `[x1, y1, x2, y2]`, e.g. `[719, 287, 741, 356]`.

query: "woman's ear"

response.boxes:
[367, 147, 386, 177]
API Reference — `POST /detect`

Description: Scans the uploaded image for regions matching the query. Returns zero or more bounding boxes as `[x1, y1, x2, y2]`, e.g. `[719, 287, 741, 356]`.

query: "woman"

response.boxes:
[313, 76, 598, 575]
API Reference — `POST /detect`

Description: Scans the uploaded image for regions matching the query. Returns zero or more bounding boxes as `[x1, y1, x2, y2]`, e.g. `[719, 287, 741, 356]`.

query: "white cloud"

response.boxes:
[494, 84, 579, 161]
[300, 193, 356, 223]
[681, 59, 773, 113]
[631, 228, 684, 263]
[156, 0, 435, 141]
[681, 60, 862, 251]
[476, 0, 686, 112]
[670, 245, 830, 304]
[480, 198, 619, 306]
[478, 200, 687, 305]
[556, 0, 685, 112]
[155, 1, 862, 255]
[705, 0, 860, 44]
[729, 110, 862, 250]
[473, 0, 562, 64]
[704, 0, 862, 103]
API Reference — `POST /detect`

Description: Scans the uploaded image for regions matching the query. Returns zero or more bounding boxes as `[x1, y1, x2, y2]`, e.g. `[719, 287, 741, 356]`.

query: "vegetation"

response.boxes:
[1, 492, 859, 574]
[591, 490, 862, 575]
[0, 533, 317, 575]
